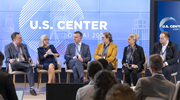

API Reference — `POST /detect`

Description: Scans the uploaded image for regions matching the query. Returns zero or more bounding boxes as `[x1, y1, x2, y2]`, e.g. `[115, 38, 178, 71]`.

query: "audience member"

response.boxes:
[134, 54, 175, 100]
[76, 61, 103, 100]
[0, 51, 18, 100]
[105, 83, 137, 100]
[93, 70, 118, 100]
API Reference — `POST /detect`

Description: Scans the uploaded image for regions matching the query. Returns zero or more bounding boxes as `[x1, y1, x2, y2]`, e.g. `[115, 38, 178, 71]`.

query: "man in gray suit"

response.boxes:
[64, 31, 91, 83]
[4, 32, 37, 96]
[134, 54, 175, 100]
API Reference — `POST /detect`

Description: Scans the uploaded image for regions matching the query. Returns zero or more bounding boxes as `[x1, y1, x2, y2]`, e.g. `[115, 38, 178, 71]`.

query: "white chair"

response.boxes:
[171, 72, 178, 85]
[145, 97, 166, 100]
[112, 62, 118, 77]
[172, 81, 180, 100]
[37, 56, 61, 92]
[0, 94, 4, 100]
[65, 62, 88, 83]
[122, 54, 147, 84]
[8, 63, 27, 89]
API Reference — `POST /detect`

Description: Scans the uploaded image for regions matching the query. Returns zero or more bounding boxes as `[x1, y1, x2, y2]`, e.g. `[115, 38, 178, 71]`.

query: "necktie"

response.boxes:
[17, 45, 22, 61]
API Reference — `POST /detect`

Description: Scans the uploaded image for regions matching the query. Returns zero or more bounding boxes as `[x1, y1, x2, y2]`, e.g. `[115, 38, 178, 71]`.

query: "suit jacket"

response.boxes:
[0, 71, 18, 100]
[134, 74, 175, 100]
[122, 44, 145, 71]
[5, 43, 31, 70]
[151, 41, 179, 72]
[64, 43, 91, 67]
[94, 42, 118, 68]
[76, 80, 95, 100]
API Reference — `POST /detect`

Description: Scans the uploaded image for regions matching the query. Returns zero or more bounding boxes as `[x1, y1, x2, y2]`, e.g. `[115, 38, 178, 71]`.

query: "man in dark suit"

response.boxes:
[135, 54, 175, 100]
[64, 31, 91, 83]
[4, 32, 37, 96]
[0, 51, 18, 100]
[146, 31, 179, 81]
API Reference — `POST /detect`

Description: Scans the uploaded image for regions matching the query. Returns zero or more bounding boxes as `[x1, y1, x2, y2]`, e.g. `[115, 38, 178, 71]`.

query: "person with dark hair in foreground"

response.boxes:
[105, 83, 137, 100]
[0, 51, 18, 100]
[134, 54, 175, 100]
[93, 70, 118, 100]
[76, 61, 103, 100]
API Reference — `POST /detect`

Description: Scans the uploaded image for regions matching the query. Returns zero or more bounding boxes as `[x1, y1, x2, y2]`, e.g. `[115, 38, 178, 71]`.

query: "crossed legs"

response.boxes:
[48, 63, 55, 83]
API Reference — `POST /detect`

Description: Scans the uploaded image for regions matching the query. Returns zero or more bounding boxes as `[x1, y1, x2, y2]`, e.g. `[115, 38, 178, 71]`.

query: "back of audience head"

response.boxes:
[93, 70, 118, 100]
[88, 61, 103, 80]
[0, 51, 4, 68]
[148, 54, 163, 73]
[105, 83, 137, 100]
[97, 59, 109, 70]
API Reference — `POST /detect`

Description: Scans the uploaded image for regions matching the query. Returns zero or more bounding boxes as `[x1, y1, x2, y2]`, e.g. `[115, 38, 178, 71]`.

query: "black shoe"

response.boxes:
[30, 89, 37, 96]
[36, 64, 43, 69]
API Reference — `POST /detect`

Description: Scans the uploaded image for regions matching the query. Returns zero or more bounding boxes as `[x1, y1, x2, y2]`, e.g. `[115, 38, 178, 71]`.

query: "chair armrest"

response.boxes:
[8, 63, 13, 73]
[143, 62, 147, 71]
[57, 61, 61, 70]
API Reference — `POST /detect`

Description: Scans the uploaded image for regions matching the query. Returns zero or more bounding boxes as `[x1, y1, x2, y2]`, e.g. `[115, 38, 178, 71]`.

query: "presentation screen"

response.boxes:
[157, 1, 180, 49]
[0, 0, 150, 68]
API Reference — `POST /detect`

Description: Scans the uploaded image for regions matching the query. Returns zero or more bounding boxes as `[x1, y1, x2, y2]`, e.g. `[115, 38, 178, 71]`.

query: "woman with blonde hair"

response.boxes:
[94, 32, 118, 70]
[122, 33, 145, 86]
[37, 35, 59, 83]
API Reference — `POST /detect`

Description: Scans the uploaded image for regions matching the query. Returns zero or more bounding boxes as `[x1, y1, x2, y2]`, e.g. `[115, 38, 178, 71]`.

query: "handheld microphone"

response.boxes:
[98, 53, 102, 57]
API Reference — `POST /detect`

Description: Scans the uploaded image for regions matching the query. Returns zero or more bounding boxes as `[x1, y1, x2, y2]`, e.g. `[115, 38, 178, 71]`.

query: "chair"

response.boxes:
[37, 56, 61, 92]
[65, 62, 88, 83]
[0, 94, 4, 100]
[172, 81, 180, 100]
[122, 54, 147, 84]
[145, 97, 166, 100]
[112, 62, 118, 77]
[8, 63, 27, 89]
[171, 72, 178, 85]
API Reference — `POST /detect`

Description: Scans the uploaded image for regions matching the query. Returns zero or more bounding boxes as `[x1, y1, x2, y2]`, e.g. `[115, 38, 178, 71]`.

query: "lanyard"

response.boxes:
[161, 48, 167, 56]
[76, 44, 81, 54]
[103, 43, 110, 55]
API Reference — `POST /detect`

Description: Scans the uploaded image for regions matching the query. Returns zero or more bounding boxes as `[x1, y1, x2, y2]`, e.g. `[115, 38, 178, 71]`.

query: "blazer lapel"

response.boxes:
[133, 44, 138, 57]
[73, 43, 76, 56]
[100, 43, 104, 56]
[107, 42, 112, 57]
[165, 41, 171, 57]
[80, 43, 84, 57]
[10, 43, 16, 58]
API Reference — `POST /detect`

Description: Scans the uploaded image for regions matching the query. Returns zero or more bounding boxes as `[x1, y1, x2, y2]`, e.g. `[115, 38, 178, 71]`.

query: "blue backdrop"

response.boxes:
[0, 0, 150, 68]
[158, 1, 180, 49]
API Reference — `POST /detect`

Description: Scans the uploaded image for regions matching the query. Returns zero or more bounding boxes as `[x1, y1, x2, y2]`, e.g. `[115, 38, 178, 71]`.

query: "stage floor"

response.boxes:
[15, 83, 46, 100]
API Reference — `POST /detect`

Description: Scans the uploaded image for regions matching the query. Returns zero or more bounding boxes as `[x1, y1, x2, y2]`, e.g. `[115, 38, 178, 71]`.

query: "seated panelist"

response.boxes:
[37, 35, 59, 83]
[94, 32, 118, 70]
[5, 32, 37, 96]
[122, 33, 145, 86]
[146, 31, 179, 81]
[64, 31, 91, 83]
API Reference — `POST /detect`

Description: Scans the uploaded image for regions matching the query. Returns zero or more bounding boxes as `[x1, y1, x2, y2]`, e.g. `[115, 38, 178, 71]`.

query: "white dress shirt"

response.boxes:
[161, 41, 169, 66]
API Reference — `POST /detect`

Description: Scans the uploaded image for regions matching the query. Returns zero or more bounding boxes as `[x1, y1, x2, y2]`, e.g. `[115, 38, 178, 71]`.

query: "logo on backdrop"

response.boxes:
[159, 17, 180, 33]
[19, 0, 107, 54]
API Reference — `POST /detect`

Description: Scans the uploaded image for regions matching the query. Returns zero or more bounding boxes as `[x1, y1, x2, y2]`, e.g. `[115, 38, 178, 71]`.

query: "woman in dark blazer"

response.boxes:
[122, 33, 145, 86]
[38, 35, 59, 83]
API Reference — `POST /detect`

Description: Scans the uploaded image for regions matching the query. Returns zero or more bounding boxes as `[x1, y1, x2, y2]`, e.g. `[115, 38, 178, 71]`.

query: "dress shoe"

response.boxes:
[30, 89, 37, 96]
[36, 64, 43, 69]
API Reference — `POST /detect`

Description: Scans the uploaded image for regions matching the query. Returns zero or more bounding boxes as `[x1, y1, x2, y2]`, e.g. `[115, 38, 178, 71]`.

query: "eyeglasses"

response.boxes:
[102, 37, 105, 39]
[44, 39, 49, 41]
